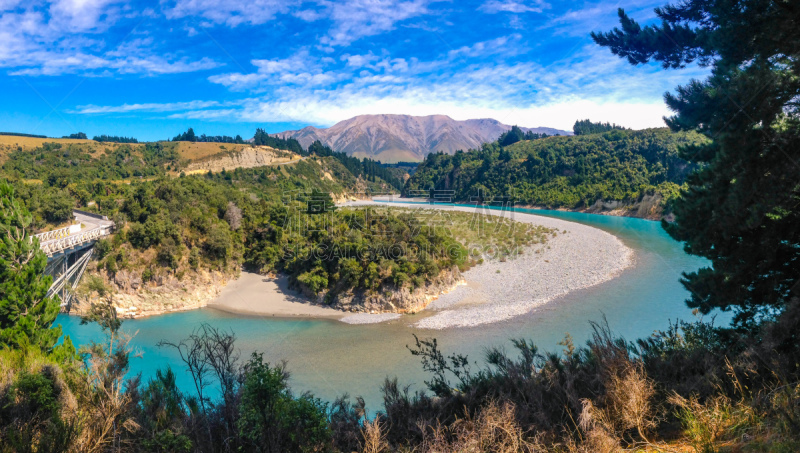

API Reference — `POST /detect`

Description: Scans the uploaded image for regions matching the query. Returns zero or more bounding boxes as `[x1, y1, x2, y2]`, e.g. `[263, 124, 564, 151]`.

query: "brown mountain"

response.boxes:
[275, 114, 571, 162]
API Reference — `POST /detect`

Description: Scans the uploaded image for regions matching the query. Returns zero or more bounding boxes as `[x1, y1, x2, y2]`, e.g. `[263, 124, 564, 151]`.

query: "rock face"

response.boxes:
[185, 147, 297, 173]
[276, 114, 571, 163]
[299, 266, 465, 314]
[72, 268, 235, 318]
[582, 193, 667, 220]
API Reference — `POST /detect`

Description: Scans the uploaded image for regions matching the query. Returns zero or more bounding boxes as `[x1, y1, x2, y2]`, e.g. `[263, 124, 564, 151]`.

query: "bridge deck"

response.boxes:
[35, 211, 114, 257]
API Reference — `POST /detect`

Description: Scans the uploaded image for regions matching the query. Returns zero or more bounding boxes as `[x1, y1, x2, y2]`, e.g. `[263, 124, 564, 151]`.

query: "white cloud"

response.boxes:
[70, 100, 230, 114]
[319, 0, 434, 46]
[208, 51, 341, 90]
[237, 96, 669, 131]
[0, 0, 222, 76]
[480, 0, 549, 14]
[164, 0, 298, 26]
[165, 0, 438, 46]
[447, 34, 523, 59]
[79, 43, 702, 131]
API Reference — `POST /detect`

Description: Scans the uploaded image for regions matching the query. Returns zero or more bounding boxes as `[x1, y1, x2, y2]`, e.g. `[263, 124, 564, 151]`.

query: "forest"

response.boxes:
[405, 127, 705, 216]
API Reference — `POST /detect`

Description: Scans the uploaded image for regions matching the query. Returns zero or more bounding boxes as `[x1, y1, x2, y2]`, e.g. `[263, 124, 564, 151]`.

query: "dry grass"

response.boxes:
[668, 393, 762, 453]
[577, 363, 658, 452]
[384, 207, 558, 261]
[0, 135, 142, 158]
[362, 417, 390, 453]
[171, 141, 253, 160]
[415, 401, 543, 453]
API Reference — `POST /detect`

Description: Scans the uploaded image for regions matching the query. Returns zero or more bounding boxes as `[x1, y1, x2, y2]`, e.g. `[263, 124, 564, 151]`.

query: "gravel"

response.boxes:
[340, 313, 402, 324]
[344, 201, 634, 329]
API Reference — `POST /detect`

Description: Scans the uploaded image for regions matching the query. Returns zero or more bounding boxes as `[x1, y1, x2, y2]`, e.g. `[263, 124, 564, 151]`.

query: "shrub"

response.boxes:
[42, 191, 74, 223]
[296, 268, 328, 295]
[204, 223, 232, 262]
[237, 353, 331, 452]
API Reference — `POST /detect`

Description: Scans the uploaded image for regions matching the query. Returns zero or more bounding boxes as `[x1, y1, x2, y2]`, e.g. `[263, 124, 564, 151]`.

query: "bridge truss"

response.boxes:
[36, 210, 114, 310]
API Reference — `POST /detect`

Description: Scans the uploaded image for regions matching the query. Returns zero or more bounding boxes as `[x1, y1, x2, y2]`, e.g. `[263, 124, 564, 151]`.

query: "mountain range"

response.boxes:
[275, 114, 571, 162]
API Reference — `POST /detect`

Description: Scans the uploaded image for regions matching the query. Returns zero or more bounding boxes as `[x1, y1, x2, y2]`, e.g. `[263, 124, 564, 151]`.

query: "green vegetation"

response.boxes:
[172, 127, 245, 144]
[309, 140, 405, 191]
[62, 132, 88, 139]
[3, 141, 178, 185]
[593, 1, 800, 327]
[0, 183, 72, 354]
[0, 132, 47, 138]
[253, 128, 304, 154]
[246, 205, 469, 300]
[573, 119, 628, 135]
[0, 133, 441, 309]
[405, 128, 705, 214]
[497, 125, 552, 147]
[387, 207, 556, 261]
[93, 135, 139, 143]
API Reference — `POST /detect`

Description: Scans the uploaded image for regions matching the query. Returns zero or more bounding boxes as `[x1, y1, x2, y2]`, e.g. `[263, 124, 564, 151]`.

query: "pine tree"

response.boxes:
[594, 2, 800, 327]
[499, 126, 525, 147]
[0, 182, 64, 351]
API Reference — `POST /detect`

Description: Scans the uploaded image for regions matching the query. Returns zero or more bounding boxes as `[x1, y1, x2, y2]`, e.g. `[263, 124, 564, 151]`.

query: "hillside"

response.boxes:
[0, 136, 410, 315]
[0, 135, 144, 164]
[404, 128, 707, 219]
[276, 114, 570, 163]
[182, 146, 300, 174]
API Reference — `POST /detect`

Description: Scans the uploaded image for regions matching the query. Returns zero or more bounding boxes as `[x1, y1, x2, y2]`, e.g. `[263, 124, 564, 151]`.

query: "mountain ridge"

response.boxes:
[275, 114, 571, 162]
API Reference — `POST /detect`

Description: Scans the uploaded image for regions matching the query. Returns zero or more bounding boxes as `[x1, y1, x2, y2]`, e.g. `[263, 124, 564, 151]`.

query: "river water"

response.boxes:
[58, 206, 722, 410]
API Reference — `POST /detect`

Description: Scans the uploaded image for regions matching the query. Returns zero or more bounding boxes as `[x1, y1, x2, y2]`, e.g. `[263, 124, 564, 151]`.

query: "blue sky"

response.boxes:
[0, 0, 703, 141]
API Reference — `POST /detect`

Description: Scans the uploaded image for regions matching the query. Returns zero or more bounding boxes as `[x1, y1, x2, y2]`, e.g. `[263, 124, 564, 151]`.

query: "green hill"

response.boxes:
[403, 128, 707, 218]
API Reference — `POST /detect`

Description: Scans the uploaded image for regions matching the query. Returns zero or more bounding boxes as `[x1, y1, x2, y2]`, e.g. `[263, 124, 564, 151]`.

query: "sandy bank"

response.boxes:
[206, 273, 344, 319]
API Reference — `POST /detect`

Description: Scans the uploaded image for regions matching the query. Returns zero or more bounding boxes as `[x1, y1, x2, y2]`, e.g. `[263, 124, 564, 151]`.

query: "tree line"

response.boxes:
[252, 128, 304, 153]
[0, 131, 47, 138]
[573, 119, 629, 135]
[497, 125, 553, 147]
[172, 128, 245, 144]
[94, 134, 139, 143]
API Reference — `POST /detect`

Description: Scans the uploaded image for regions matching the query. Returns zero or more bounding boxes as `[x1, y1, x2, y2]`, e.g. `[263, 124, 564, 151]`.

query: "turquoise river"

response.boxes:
[58, 205, 727, 410]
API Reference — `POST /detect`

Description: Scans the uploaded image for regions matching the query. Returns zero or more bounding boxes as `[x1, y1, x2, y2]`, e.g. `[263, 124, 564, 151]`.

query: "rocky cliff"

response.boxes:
[185, 146, 298, 173]
[72, 267, 236, 318]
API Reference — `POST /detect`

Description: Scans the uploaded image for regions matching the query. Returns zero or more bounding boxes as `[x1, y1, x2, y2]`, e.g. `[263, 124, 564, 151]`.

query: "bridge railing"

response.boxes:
[39, 226, 112, 256]
[34, 225, 73, 242]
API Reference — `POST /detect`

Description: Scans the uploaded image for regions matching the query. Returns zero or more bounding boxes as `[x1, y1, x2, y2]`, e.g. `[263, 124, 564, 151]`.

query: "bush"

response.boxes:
[157, 238, 181, 270]
[42, 191, 74, 223]
[296, 268, 328, 295]
[237, 353, 331, 452]
[204, 223, 232, 262]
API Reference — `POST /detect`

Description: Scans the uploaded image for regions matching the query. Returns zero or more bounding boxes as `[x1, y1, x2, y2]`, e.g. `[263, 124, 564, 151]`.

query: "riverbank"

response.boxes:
[343, 201, 634, 328]
[76, 202, 632, 326]
[377, 195, 668, 220]
[206, 273, 345, 319]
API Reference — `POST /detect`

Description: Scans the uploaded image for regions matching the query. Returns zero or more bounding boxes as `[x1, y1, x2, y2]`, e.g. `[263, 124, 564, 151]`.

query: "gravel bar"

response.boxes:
[346, 201, 634, 329]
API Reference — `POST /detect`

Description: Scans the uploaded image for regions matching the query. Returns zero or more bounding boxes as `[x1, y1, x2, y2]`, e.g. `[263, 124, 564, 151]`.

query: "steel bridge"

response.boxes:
[35, 210, 114, 310]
